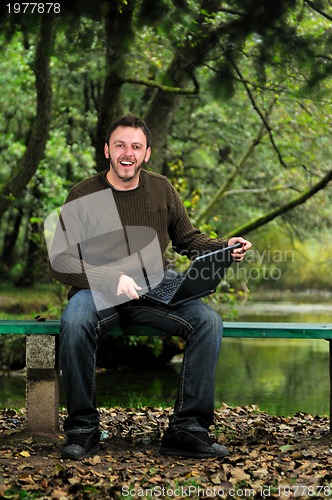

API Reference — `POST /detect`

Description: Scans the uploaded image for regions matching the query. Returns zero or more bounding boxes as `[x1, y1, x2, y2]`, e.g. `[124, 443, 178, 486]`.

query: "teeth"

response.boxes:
[121, 161, 133, 165]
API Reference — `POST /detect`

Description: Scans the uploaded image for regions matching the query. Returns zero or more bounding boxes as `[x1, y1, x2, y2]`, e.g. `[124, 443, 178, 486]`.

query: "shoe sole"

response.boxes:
[61, 445, 99, 460]
[159, 447, 228, 459]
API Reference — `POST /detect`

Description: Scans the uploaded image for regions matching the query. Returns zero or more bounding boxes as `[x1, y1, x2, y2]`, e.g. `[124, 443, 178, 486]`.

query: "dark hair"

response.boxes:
[105, 114, 152, 148]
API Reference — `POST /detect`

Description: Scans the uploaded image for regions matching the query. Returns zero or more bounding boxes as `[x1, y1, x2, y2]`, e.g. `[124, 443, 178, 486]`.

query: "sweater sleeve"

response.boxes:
[48, 238, 123, 295]
[47, 184, 123, 296]
[167, 183, 228, 258]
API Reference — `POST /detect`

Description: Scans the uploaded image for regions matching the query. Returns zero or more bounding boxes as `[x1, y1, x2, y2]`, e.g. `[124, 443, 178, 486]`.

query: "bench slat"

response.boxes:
[0, 320, 332, 339]
[222, 321, 332, 339]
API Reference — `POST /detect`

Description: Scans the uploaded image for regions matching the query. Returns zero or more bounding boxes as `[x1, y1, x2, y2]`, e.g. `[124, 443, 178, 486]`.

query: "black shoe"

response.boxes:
[61, 429, 100, 460]
[160, 428, 229, 458]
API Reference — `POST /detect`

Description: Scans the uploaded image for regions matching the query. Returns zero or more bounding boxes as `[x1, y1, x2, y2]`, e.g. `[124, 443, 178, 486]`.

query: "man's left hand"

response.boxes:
[227, 237, 252, 262]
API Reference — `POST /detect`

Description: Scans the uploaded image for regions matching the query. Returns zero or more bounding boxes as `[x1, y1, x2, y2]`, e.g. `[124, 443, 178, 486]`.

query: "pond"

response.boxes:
[1, 291, 331, 416]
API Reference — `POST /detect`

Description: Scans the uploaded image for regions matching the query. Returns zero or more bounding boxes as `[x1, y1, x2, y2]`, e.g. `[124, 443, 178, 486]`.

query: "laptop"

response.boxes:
[140, 242, 242, 308]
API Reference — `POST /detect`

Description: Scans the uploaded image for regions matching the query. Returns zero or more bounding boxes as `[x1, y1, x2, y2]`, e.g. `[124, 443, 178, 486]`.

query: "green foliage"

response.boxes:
[0, 336, 25, 370]
[208, 288, 246, 321]
[242, 225, 332, 291]
[209, 61, 236, 100]
[0, 0, 331, 289]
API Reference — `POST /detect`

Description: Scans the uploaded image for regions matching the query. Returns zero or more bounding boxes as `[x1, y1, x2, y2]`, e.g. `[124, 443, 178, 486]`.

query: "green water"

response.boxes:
[2, 339, 327, 416]
[1, 292, 331, 416]
[91, 336, 329, 417]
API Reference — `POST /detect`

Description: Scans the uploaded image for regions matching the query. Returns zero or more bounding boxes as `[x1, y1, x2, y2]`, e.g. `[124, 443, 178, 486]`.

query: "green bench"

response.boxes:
[0, 320, 331, 435]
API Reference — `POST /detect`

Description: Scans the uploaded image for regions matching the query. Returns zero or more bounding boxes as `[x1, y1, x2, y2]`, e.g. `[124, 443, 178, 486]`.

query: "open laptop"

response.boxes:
[140, 242, 242, 308]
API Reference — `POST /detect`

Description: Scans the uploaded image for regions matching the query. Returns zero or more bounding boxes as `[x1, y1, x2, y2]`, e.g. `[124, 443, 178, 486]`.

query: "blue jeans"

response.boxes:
[60, 289, 223, 436]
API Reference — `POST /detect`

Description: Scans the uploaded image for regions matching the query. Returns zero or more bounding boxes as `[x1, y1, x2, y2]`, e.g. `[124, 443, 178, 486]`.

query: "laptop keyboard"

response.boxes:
[147, 276, 183, 301]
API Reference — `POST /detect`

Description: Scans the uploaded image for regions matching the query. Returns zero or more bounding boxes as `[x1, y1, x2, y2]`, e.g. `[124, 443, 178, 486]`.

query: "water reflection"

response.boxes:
[74, 335, 331, 416]
[216, 337, 329, 416]
[1, 337, 329, 417]
[236, 290, 332, 324]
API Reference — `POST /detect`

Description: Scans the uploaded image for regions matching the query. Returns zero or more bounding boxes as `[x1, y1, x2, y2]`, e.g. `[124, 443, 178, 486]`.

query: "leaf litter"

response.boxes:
[0, 405, 331, 499]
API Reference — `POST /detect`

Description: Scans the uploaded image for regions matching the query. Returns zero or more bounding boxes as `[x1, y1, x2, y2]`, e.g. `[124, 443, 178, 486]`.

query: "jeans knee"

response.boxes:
[61, 300, 99, 348]
[199, 305, 222, 331]
[205, 309, 223, 344]
[186, 303, 222, 346]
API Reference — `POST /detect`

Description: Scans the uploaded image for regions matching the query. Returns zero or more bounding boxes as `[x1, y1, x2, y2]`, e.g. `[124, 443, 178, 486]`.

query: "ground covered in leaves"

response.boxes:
[1, 406, 332, 499]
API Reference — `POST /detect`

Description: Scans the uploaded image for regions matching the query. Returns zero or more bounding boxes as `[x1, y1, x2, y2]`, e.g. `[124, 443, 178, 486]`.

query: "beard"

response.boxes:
[109, 157, 142, 183]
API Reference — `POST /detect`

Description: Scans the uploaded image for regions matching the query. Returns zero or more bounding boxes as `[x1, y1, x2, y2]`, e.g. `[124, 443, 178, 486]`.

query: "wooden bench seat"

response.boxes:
[0, 320, 331, 435]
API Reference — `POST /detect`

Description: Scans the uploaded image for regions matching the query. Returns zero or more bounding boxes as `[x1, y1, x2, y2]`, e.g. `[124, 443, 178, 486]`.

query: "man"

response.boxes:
[48, 114, 251, 460]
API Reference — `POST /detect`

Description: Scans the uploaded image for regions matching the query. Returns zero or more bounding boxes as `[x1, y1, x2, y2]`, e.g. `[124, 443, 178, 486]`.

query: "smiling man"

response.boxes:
[48, 114, 251, 460]
[104, 123, 151, 189]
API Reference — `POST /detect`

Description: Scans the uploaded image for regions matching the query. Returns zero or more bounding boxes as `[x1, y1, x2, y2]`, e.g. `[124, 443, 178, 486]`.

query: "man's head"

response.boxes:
[104, 114, 152, 189]
[105, 114, 152, 149]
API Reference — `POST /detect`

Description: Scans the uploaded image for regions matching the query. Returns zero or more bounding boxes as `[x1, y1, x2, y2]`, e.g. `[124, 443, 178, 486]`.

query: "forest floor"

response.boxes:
[0, 405, 332, 499]
[0, 284, 61, 319]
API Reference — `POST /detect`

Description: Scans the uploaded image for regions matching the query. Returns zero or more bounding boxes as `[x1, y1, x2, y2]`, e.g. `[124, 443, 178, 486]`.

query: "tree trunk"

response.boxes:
[0, 14, 56, 219]
[94, 1, 136, 172]
[143, 3, 232, 173]
[0, 204, 24, 275]
[19, 181, 44, 286]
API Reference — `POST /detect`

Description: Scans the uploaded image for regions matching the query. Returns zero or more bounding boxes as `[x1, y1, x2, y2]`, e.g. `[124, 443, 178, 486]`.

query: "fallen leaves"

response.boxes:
[19, 451, 30, 458]
[0, 405, 331, 499]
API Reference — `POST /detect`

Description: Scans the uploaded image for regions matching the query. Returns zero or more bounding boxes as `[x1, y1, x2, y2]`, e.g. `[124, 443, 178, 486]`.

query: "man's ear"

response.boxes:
[144, 147, 151, 163]
[104, 144, 109, 159]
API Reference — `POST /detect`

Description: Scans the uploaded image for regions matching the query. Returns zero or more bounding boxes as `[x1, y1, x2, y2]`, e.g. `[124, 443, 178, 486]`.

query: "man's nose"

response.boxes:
[123, 146, 134, 156]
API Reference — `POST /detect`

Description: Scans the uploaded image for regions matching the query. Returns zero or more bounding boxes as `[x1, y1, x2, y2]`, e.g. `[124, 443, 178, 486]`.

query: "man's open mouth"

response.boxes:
[120, 161, 134, 166]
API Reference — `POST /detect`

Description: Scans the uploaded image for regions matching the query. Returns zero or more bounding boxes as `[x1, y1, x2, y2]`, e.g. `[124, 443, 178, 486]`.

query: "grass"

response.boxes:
[0, 283, 64, 319]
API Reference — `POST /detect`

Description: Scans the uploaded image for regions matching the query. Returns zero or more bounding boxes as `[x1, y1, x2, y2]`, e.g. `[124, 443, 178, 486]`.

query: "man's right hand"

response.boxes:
[116, 274, 142, 300]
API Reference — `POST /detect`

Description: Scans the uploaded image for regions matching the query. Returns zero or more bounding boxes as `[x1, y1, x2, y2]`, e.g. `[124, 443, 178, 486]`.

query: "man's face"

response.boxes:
[104, 126, 151, 186]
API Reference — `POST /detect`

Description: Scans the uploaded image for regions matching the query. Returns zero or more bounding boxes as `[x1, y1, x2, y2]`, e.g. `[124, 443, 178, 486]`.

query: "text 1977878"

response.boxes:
[261, 485, 332, 497]
[6, 3, 61, 14]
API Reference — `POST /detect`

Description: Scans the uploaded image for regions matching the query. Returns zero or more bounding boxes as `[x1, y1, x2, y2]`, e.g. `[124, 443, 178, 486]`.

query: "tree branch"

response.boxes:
[227, 55, 288, 169]
[304, 0, 332, 21]
[224, 168, 332, 238]
[120, 76, 199, 95]
[195, 102, 275, 225]
[221, 185, 290, 196]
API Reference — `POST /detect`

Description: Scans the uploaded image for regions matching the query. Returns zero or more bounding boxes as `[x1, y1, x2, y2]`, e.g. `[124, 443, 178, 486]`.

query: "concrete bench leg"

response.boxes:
[25, 335, 59, 436]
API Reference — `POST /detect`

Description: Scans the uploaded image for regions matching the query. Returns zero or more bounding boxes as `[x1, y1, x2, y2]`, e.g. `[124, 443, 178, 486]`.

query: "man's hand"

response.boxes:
[117, 275, 142, 300]
[228, 237, 252, 262]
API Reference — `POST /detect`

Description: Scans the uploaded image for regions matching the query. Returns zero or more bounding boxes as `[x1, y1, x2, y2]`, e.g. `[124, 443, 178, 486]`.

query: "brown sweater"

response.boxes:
[49, 169, 228, 298]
